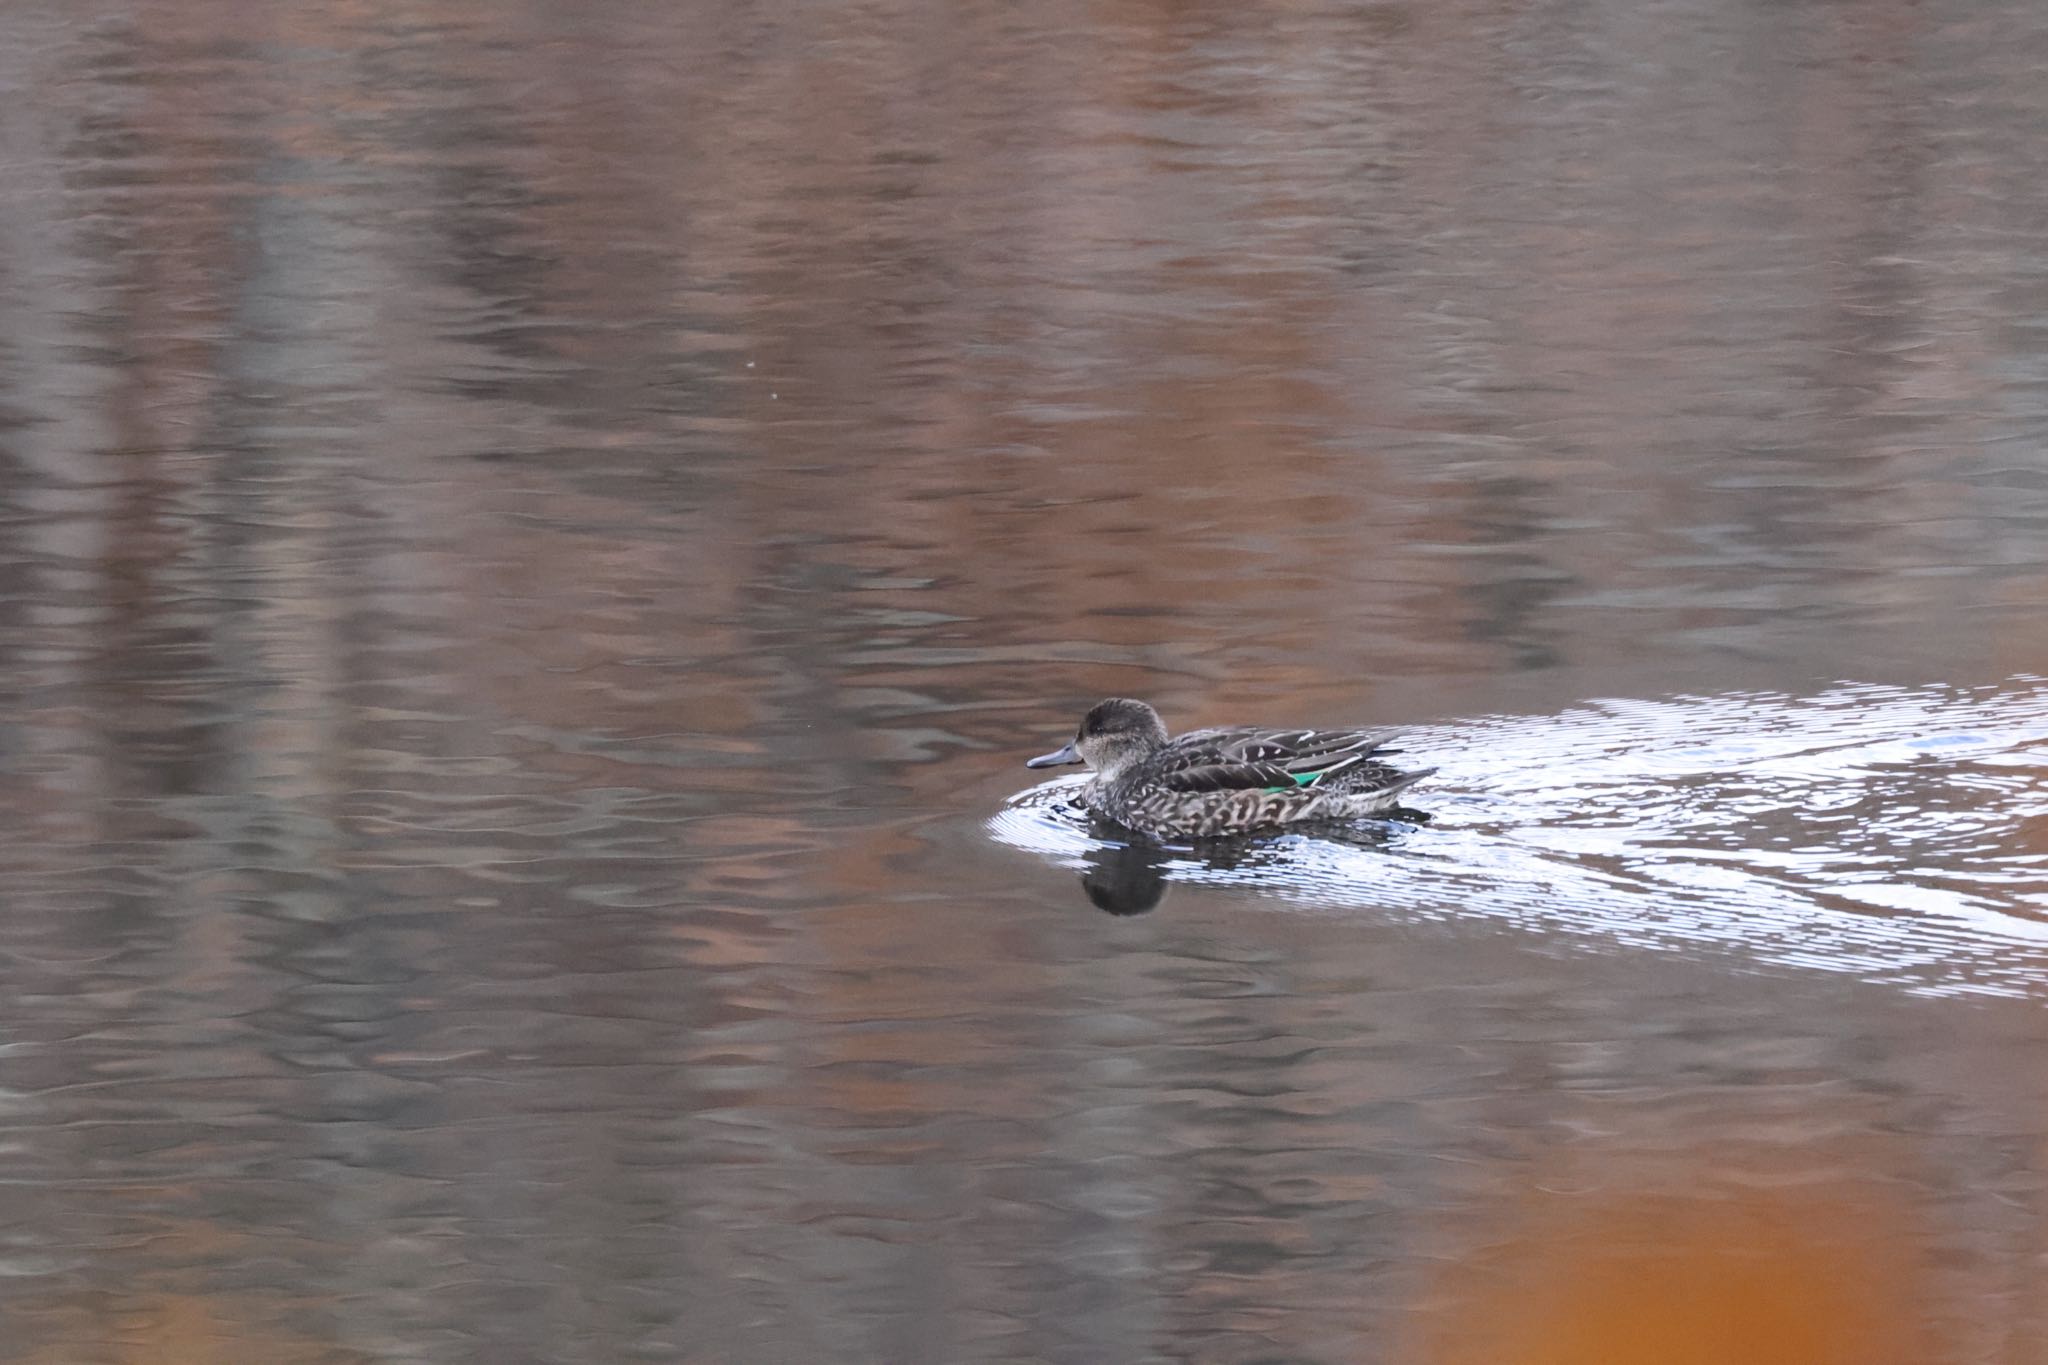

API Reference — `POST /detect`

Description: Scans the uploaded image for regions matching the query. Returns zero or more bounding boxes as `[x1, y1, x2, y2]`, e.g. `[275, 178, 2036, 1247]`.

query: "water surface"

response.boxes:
[3, 1, 2048, 1360]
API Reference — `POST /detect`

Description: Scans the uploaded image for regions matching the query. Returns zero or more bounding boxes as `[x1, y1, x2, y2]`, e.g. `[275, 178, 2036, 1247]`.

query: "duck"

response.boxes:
[1025, 698, 1435, 839]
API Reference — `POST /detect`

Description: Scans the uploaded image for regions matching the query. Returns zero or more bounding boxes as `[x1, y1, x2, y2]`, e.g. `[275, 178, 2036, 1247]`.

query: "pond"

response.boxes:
[1, 1, 2046, 1361]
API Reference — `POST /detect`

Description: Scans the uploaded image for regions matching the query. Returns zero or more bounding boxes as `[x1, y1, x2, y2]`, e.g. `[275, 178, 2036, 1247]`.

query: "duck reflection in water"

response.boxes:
[1078, 824, 1174, 915]
[1073, 809, 1431, 916]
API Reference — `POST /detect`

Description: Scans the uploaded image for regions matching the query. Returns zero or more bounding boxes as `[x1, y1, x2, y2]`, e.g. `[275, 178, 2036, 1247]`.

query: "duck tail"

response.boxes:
[1355, 767, 1434, 802]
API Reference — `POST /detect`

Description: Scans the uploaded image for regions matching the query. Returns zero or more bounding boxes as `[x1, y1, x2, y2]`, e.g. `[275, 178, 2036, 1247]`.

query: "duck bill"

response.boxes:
[1026, 741, 1082, 769]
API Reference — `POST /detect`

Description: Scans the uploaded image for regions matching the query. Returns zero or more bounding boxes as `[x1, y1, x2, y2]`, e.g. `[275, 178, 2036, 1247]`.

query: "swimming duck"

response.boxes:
[1026, 698, 1435, 839]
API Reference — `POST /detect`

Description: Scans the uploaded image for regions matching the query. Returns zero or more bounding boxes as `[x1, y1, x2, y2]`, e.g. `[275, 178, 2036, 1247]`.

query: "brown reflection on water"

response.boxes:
[15, 1294, 331, 1365]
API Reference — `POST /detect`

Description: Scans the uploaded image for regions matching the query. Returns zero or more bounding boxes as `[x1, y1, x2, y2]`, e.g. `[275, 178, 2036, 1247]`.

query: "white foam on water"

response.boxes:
[990, 678, 2048, 999]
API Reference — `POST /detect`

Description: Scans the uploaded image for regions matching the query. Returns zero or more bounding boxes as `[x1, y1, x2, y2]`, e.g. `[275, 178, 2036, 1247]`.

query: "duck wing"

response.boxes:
[1154, 726, 1405, 793]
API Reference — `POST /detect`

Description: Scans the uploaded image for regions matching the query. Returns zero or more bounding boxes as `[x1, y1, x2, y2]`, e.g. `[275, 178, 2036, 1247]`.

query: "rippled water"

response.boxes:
[4, 0, 2048, 1360]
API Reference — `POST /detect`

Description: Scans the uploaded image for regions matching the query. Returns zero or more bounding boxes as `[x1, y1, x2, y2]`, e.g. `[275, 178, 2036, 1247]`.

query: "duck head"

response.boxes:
[1026, 698, 1169, 782]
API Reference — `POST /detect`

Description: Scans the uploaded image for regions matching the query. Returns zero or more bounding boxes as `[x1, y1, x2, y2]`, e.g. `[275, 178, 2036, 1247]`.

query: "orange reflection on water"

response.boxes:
[1412, 1167, 1932, 1365]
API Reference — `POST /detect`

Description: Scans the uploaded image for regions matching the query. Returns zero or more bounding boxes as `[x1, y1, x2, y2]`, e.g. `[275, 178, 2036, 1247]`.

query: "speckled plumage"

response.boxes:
[1026, 699, 1435, 840]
